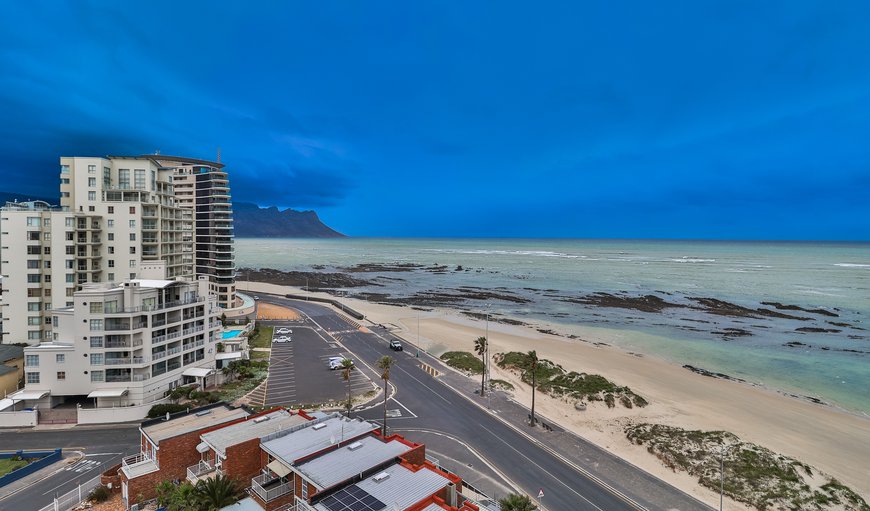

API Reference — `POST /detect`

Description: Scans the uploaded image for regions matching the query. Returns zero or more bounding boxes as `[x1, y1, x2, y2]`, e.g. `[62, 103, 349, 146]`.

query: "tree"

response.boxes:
[341, 358, 355, 416]
[473, 336, 488, 396]
[527, 350, 538, 427]
[195, 473, 242, 511]
[498, 493, 538, 511]
[166, 482, 199, 511]
[222, 360, 241, 382]
[377, 355, 396, 436]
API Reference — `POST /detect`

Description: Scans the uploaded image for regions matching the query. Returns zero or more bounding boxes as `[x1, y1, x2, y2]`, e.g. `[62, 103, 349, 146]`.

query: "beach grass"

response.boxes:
[495, 351, 647, 408]
[626, 423, 870, 511]
[439, 351, 484, 374]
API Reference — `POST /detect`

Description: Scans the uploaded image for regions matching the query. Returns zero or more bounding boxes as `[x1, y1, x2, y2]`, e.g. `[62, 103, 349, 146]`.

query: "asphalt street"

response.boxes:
[270, 295, 712, 511]
[0, 426, 140, 511]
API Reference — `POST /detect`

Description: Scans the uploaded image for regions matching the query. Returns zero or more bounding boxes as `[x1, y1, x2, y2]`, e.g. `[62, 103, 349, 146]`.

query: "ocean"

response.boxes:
[236, 238, 870, 415]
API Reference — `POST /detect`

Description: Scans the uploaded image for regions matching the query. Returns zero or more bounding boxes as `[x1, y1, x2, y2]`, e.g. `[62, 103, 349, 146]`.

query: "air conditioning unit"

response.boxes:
[372, 472, 390, 482]
[253, 416, 270, 424]
[312, 423, 327, 430]
[347, 441, 363, 451]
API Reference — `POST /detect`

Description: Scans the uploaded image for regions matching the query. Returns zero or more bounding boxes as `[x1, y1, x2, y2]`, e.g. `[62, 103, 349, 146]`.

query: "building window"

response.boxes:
[66, 231, 74, 241]
[119, 169, 130, 189]
[56, 354, 65, 364]
[26, 372, 40, 384]
[88, 164, 96, 174]
[57, 371, 66, 381]
[27, 274, 41, 283]
[88, 177, 96, 186]
[27, 246, 41, 255]
[43, 218, 50, 227]
[108, 233, 114, 241]
[45, 275, 52, 283]
[27, 302, 41, 312]
[27, 231, 40, 241]
[108, 273, 115, 281]
[27, 260, 39, 269]
[65, 246, 74, 255]
[26, 217, 40, 226]
[107, 219, 114, 228]
[43, 232, 51, 241]
[129, 260, 136, 267]
[28, 317, 41, 326]
[302, 482, 309, 500]
[108, 260, 115, 268]
[108, 206, 114, 214]
[25, 354, 39, 367]
[90, 353, 103, 365]
[28, 331, 42, 340]
[129, 233, 136, 241]
[90, 319, 103, 331]
[129, 219, 136, 228]
[134, 169, 145, 190]
[130, 247, 136, 254]
[129, 206, 135, 214]
[90, 336, 104, 348]
[88, 191, 96, 201]
[60, 164, 69, 174]
[90, 302, 103, 313]
[91, 371, 104, 382]
[66, 274, 74, 283]
[65, 217, 74, 227]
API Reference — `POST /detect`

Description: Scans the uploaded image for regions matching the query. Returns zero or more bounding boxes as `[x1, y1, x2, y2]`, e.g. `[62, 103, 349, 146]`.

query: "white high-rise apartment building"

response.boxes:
[21, 263, 220, 408]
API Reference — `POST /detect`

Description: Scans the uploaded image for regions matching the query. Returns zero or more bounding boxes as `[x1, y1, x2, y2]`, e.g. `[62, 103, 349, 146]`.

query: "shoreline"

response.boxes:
[239, 280, 870, 504]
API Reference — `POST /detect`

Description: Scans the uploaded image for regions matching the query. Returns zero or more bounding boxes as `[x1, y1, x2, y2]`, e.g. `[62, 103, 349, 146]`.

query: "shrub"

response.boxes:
[88, 485, 112, 503]
[147, 403, 187, 418]
[439, 351, 484, 374]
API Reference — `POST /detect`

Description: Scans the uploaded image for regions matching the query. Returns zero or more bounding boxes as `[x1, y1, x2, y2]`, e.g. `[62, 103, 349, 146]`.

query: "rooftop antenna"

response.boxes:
[154, 149, 160, 155]
[216, 147, 221, 163]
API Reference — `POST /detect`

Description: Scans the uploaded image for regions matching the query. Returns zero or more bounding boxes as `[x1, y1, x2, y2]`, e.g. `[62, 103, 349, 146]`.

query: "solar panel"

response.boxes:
[320, 485, 386, 511]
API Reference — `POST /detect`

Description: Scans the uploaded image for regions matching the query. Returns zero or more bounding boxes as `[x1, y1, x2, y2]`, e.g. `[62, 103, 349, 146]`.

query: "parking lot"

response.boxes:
[264, 322, 374, 407]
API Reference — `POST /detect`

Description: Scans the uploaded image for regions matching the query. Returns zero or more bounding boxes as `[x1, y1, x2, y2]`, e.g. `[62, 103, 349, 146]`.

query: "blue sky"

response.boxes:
[1, 1, 868, 239]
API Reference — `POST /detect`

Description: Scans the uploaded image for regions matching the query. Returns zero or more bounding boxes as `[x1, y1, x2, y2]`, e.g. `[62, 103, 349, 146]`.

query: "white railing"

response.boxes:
[153, 351, 167, 360]
[104, 358, 131, 365]
[122, 453, 151, 467]
[251, 473, 292, 502]
[36, 475, 101, 511]
[187, 459, 216, 482]
[132, 373, 149, 382]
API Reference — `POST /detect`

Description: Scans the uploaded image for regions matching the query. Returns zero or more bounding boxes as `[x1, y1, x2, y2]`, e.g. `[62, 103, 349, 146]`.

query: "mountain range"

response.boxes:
[0, 192, 344, 238]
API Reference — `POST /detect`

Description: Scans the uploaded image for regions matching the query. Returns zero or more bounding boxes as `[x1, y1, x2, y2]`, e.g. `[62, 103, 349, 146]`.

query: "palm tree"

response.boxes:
[527, 350, 538, 427]
[377, 355, 396, 436]
[167, 482, 200, 511]
[473, 336, 487, 396]
[341, 358, 355, 416]
[498, 493, 538, 511]
[195, 473, 242, 511]
[221, 360, 240, 382]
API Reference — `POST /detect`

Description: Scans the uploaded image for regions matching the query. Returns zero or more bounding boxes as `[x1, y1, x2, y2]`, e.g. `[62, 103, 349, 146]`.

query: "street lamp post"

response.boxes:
[306, 277, 309, 301]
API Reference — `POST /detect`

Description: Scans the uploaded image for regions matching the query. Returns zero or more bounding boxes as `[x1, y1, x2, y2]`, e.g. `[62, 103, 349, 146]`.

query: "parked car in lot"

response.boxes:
[276, 328, 292, 334]
[389, 339, 403, 351]
[273, 335, 292, 343]
[328, 356, 353, 370]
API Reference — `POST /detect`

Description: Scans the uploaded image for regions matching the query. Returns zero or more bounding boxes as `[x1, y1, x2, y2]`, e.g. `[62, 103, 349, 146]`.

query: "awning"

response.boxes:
[196, 442, 210, 453]
[216, 352, 243, 361]
[10, 390, 49, 401]
[182, 367, 214, 378]
[87, 388, 128, 398]
[266, 460, 292, 478]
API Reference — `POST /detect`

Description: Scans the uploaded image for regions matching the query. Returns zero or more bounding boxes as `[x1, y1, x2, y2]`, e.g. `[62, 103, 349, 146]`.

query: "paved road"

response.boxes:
[0, 426, 140, 511]
[269, 295, 712, 511]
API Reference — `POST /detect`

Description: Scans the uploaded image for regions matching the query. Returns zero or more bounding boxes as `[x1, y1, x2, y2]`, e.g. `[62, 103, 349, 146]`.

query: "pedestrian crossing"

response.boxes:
[66, 459, 101, 472]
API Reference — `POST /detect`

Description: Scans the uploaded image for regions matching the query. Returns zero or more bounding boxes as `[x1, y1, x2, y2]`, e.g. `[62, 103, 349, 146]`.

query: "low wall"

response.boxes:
[283, 294, 365, 320]
[77, 397, 169, 424]
[0, 410, 38, 427]
[100, 462, 122, 491]
[0, 449, 62, 487]
[224, 292, 257, 319]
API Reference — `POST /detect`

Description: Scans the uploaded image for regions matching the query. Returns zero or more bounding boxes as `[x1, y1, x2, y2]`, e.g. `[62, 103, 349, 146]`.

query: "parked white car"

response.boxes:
[276, 328, 292, 334]
[328, 356, 352, 370]
[272, 336, 292, 343]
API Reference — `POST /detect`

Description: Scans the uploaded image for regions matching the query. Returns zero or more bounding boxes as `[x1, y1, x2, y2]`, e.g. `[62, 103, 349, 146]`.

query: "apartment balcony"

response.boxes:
[132, 373, 149, 382]
[251, 473, 293, 503]
[105, 373, 131, 383]
[121, 453, 158, 478]
[187, 460, 219, 483]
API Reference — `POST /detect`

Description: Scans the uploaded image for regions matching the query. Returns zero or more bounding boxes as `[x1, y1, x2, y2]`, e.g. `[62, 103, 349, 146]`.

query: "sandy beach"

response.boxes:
[241, 281, 870, 506]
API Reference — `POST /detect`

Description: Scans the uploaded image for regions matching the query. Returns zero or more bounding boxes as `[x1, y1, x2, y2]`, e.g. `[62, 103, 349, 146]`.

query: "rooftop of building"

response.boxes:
[200, 408, 309, 456]
[23, 342, 75, 352]
[313, 461, 451, 511]
[296, 434, 413, 490]
[261, 414, 378, 465]
[1, 200, 60, 211]
[142, 403, 249, 445]
[0, 344, 24, 363]
[0, 365, 17, 377]
[143, 154, 225, 169]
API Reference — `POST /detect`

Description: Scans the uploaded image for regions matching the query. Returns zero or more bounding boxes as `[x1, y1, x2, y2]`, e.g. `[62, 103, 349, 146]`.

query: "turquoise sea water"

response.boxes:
[236, 238, 870, 415]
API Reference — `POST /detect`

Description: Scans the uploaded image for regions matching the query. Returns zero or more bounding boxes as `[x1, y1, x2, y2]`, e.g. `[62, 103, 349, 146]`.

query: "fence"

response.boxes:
[283, 294, 365, 320]
[0, 449, 62, 487]
[35, 474, 102, 511]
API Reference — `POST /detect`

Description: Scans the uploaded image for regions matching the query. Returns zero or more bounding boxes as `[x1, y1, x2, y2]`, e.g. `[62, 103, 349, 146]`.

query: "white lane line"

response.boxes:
[396, 366, 451, 405]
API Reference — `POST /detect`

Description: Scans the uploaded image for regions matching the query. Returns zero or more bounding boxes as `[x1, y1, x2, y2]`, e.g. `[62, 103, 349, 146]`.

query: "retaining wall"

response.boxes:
[0, 449, 62, 487]
[77, 397, 169, 424]
[0, 410, 37, 427]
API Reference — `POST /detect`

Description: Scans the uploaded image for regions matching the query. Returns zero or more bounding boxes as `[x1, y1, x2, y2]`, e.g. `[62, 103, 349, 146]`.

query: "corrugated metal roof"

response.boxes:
[418, 504, 446, 511]
[262, 416, 378, 464]
[201, 409, 308, 456]
[296, 436, 411, 489]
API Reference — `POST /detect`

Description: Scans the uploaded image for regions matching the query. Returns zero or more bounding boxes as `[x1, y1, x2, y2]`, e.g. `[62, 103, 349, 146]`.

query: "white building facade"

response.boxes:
[21, 265, 220, 408]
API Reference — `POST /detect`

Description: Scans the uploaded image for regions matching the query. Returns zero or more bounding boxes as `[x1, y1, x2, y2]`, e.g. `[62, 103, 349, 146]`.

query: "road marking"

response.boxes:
[396, 366, 451, 405]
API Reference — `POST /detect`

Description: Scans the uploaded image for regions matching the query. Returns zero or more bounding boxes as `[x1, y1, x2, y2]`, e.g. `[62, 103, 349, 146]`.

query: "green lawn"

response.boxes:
[248, 326, 273, 349]
[0, 458, 30, 477]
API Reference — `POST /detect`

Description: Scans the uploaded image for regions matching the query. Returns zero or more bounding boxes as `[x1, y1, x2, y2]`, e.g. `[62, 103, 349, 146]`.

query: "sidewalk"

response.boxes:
[0, 451, 82, 499]
[412, 345, 713, 511]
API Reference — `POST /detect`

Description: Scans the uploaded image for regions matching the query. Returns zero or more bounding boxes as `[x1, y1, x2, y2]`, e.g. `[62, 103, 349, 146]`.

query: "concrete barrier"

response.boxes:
[284, 294, 365, 320]
[77, 397, 169, 424]
[0, 449, 62, 487]
[0, 410, 38, 427]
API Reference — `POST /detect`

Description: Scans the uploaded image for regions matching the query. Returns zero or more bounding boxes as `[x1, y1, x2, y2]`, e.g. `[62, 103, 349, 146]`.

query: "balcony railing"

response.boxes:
[132, 373, 149, 382]
[251, 473, 293, 503]
[186, 460, 216, 483]
[104, 358, 131, 366]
